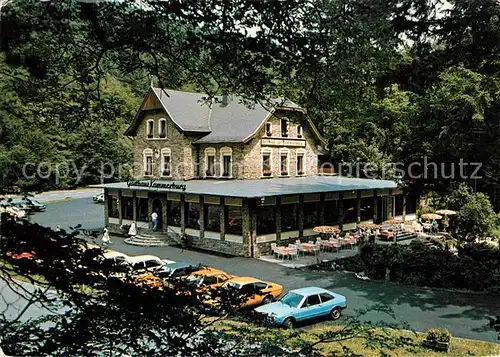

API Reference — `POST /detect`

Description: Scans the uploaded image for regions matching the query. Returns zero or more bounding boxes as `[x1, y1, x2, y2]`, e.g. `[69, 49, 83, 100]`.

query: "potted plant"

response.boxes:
[266, 130, 272, 136]
[297, 171, 304, 175]
[263, 170, 272, 177]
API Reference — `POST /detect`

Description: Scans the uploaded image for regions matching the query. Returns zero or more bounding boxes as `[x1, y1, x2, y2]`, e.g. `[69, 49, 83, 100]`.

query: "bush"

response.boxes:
[338, 242, 500, 292]
[425, 328, 451, 343]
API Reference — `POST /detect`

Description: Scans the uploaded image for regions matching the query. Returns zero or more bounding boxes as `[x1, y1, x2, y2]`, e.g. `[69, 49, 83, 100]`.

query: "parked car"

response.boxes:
[93, 193, 105, 203]
[222, 277, 283, 307]
[4, 206, 27, 219]
[254, 287, 347, 328]
[186, 268, 233, 289]
[124, 255, 175, 274]
[9, 201, 34, 214]
[159, 262, 208, 278]
[23, 198, 47, 212]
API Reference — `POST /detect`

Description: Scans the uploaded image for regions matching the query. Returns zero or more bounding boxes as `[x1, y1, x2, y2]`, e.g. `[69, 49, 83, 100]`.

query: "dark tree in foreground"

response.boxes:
[0, 218, 412, 356]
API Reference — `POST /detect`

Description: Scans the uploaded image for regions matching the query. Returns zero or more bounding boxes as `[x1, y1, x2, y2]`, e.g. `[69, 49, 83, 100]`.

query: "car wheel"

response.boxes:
[262, 295, 273, 305]
[330, 307, 341, 320]
[283, 317, 294, 329]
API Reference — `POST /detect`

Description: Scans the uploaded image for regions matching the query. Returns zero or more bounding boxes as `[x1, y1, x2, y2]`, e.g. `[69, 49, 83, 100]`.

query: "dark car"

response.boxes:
[12, 198, 46, 212]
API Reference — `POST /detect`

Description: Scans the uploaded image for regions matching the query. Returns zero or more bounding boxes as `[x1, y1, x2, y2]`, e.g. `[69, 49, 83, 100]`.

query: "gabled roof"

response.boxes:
[124, 87, 326, 145]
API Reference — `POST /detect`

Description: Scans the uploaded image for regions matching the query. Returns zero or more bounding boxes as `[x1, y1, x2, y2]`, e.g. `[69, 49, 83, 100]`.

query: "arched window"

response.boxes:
[158, 118, 167, 138]
[296, 148, 305, 176]
[143, 148, 153, 176]
[261, 148, 273, 177]
[279, 148, 290, 176]
[220, 147, 232, 178]
[160, 148, 172, 177]
[205, 147, 216, 177]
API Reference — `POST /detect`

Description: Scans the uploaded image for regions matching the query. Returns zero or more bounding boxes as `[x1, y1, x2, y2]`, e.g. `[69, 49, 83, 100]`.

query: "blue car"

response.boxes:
[254, 287, 346, 328]
[12, 198, 46, 212]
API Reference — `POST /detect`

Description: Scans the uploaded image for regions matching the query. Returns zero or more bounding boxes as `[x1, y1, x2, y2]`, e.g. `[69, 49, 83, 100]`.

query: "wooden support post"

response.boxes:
[104, 188, 109, 226]
[180, 195, 186, 234]
[298, 195, 304, 237]
[319, 193, 325, 225]
[402, 194, 406, 222]
[356, 191, 361, 223]
[132, 191, 137, 222]
[373, 190, 378, 223]
[161, 198, 167, 232]
[275, 197, 281, 241]
[199, 196, 205, 239]
[220, 199, 226, 241]
[338, 192, 344, 230]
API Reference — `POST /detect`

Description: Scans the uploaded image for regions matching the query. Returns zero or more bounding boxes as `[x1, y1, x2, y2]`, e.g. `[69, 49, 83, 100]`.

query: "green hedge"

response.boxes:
[335, 242, 500, 292]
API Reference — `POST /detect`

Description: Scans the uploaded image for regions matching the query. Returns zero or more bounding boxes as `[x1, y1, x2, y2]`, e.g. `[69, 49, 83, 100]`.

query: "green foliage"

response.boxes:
[456, 192, 497, 241]
[337, 242, 500, 293]
[425, 328, 451, 343]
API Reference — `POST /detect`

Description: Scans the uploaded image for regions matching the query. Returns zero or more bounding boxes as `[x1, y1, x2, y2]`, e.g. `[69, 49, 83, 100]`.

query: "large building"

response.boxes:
[98, 87, 412, 257]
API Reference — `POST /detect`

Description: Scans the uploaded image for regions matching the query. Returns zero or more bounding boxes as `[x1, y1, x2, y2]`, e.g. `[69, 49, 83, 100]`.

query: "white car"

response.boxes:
[124, 255, 175, 274]
[5, 206, 27, 219]
[93, 193, 105, 203]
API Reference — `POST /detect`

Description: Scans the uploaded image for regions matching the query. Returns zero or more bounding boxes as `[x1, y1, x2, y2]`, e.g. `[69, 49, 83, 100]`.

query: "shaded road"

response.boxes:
[29, 198, 500, 342]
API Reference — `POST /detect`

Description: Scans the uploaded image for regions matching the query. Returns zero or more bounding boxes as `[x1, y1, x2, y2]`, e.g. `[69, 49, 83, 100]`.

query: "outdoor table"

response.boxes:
[300, 243, 315, 251]
[322, 240, 341, 252]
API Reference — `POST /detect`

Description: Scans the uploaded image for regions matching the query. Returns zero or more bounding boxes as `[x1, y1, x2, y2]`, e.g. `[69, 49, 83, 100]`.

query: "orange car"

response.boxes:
[222, 277, 283, 307]
[187, 268, 233, 289]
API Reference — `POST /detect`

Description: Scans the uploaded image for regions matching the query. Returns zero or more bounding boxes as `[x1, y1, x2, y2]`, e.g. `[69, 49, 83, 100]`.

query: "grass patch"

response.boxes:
[44, 197, 72, 204]
[212, 320, 500, 357]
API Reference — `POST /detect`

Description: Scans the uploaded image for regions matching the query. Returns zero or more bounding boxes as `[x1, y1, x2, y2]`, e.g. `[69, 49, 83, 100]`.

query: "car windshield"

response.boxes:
[224, 281, 241, 290]
[279, 292, 304, 308]
[187, 276, 203, 286]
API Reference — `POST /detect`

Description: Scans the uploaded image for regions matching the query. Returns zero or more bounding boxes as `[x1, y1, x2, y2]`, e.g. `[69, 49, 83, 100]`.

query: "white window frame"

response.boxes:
[143, 148, 153, 177]
[158, 118, 167, 139]
[146, 119, 154, 139]
[280, 117, 289, 138]
[265, 122, 272, 137]
[220, 147, 233, 178]
[297, 125, 303, 138]
[279, 148, 290, 177]
[261, 148, 273, 178]
[160, 148, 172, 177]
[204, 147, 216, 178]
[296, 149, 306, 176]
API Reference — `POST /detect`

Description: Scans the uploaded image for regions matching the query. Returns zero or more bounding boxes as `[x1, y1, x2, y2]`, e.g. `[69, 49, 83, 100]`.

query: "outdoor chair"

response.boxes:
[312, 242, 321, 256]
[297, 244, 307, 257]
[270, 243, 278, 258]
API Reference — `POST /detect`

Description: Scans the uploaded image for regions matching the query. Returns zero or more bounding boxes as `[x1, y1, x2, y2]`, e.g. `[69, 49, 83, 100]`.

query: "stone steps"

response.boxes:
[124, 233, 170, 247]
[395, 231, 417, 242]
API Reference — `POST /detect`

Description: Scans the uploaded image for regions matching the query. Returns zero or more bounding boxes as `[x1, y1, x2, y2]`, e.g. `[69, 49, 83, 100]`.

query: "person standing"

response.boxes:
[151, 211, 158, 232]
[432, 219, 438, 233]
[128, 221, 137, 238]
[102, 227, 111, 245]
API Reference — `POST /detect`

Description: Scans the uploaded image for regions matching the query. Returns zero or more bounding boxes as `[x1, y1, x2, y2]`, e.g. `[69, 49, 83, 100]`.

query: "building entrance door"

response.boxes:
[152, 199, 163, 231]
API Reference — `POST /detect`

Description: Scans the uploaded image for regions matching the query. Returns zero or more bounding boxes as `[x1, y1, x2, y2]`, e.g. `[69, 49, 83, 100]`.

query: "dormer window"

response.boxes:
[146, 120, 154, 138]
[281, 118, 288, 137]
[297, 125, 303, 138]
[265, 122, 272, 137]
[159, 119, 167, 138]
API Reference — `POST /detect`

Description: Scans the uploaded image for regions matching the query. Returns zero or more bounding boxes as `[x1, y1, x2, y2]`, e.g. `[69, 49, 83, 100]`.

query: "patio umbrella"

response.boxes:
[357, 222, 379, 230]
[313, 226, 340, 234]
[384, 219, 403, 225]
[435, 209, 457, 216]
[421, 213, 442, 220]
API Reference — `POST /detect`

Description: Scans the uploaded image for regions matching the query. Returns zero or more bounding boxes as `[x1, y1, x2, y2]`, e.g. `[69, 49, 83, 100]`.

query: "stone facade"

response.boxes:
[131, 105, 322, 181]
[133, 111, 198, 181]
